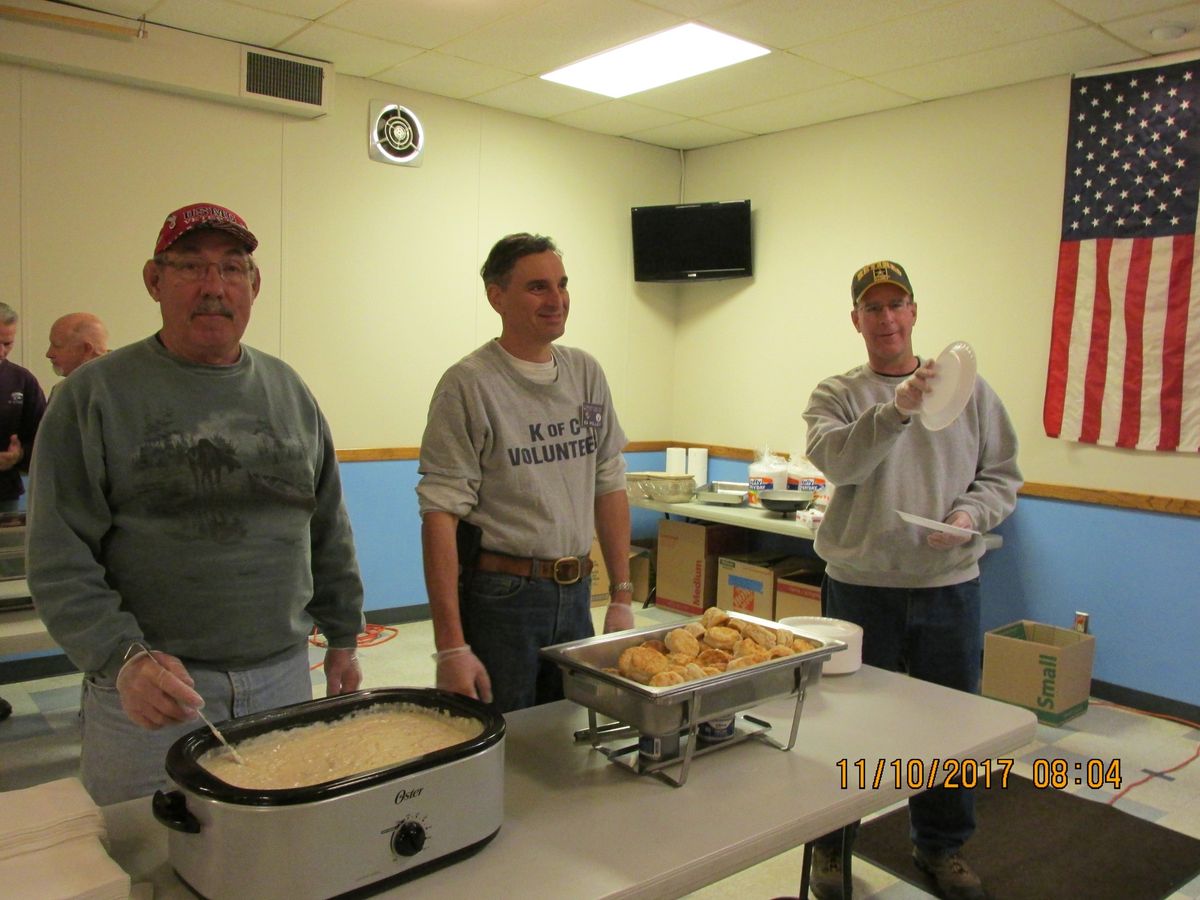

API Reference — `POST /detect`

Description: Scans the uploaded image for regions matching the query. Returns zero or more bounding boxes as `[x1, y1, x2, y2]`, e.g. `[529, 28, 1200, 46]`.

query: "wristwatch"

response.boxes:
[610, 581, 635, 595]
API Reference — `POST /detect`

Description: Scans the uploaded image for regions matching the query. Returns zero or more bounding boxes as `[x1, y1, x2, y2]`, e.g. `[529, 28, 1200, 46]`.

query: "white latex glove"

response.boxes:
[603, 600, 635, 633]
[115, 649, 203, 729]
[895, 360, 936, 418]
[323, 647, 362, 696]
[436, 649, 493, 703]
[927, 510, 976, 549]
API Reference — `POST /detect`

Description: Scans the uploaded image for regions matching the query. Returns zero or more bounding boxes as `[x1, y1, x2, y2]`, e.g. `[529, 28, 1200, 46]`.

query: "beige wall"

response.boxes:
[680, 77, 1200, 500]
[2, 62, 678, 447]
[4, 54, 1193, 499]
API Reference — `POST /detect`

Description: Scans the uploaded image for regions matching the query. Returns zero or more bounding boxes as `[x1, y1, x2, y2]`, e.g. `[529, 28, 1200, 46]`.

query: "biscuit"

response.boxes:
[703, 625, 739, 650]
[743, 622, 778, 649]
[665, 628, 701, 657]
[700, 607, 729, 629]
[641, 639, 668, 655]
[697, 648, 732, 666]
[618, 645, 669, 683]
[649, 670, 686, 687]
[733, 637, 764, 658]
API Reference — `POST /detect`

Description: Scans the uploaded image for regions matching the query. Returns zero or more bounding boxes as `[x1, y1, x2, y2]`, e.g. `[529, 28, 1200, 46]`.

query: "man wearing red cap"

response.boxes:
[27, 203, 365, 804]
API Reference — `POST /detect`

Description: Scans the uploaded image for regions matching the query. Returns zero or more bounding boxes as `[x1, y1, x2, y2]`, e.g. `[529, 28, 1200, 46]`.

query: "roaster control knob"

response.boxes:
[392, 820, 426, 857]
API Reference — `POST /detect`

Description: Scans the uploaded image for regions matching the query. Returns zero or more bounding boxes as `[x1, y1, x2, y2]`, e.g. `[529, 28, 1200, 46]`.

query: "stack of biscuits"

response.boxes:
[609, 607, 823, 686]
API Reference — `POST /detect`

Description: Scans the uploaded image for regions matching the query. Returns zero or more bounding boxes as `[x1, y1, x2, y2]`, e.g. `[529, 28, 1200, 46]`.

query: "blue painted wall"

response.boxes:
[340, 452, 1199, 709]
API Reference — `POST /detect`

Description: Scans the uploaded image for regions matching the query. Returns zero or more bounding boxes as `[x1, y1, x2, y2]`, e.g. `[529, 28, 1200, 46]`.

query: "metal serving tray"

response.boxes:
[541, 611, 843, 785]
[541, 611, 840, 734]
[694, 481, 750, 505]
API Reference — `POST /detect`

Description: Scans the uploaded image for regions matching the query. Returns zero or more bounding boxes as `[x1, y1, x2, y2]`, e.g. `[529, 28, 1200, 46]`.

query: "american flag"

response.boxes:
[1044, 57, 1200, 451]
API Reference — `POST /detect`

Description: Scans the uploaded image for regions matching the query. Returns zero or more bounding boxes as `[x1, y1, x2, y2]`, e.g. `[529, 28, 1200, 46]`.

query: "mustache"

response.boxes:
[192, 299, 234, 318]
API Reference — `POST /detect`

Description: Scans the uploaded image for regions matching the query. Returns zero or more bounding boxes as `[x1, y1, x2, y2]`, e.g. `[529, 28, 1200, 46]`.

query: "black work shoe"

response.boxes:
[912, 847, 985, 900]
[810, 844, 848, 900]
[0, 696, 11, 721]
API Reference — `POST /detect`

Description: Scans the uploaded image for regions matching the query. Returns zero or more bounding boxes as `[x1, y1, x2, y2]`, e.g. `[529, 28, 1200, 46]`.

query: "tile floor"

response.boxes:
[2, 604, 1198, 899]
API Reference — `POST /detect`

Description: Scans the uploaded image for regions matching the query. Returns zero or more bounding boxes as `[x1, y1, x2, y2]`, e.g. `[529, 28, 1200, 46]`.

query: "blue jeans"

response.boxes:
[79, 644, 312, 805]
[815, 577, 982, 856]
[461, 570, 593, 714]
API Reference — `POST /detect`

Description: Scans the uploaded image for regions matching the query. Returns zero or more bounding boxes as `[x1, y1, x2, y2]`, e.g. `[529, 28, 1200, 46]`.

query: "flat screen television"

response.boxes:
[631, 199, 753, 283]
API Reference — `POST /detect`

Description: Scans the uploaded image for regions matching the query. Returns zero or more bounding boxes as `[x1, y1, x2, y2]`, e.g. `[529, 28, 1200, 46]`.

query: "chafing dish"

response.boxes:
[540, 611, 844, 785]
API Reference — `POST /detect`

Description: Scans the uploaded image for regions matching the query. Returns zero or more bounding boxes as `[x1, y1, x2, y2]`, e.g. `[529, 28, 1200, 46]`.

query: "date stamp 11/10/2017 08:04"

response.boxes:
[836, 757, 1123, 791]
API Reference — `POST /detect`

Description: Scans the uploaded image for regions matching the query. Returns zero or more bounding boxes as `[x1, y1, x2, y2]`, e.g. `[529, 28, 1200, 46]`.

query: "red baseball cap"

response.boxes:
[154, 203, 258, 255]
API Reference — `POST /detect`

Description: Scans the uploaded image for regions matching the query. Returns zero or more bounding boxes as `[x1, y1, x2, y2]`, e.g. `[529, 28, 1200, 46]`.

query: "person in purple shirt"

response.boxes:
[0, 301, 47, 722]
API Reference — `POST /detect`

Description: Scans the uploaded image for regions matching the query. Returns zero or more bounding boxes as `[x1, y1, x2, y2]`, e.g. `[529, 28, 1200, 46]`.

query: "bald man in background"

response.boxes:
[46, 313, 109, 378]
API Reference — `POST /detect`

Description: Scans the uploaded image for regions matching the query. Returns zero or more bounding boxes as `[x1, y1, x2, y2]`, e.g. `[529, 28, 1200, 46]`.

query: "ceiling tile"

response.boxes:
[34, 0, 1193, 150]
[277, 24, 422, 75]
[374, 52, 525, 99]
[630, 50, 849, 118]
[704, 78, 918, 134]
[438, 0, 683, 75]
[319, 0, 544, 50]
[872, 27, 1143, 99]
[701, 0, 948, 47]
[238, 0, 345, 18]
[145, 0, 308, 46]
[638, 0, 748, 17]
[57, 0, 157, 16]
[467, 76, 604, 119]
[793, 0, 1087, 77]
[1101, 3, 1200, 54]
[1053, 0, 1193, 22]
[624, 118, 755, 150]
[551, 100, 686, 136]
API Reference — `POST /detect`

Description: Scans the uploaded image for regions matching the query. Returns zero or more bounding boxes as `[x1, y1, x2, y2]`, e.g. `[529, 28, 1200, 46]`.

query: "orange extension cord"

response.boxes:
[1090, 700, 1200, 805]
[306, 623, 399, 670]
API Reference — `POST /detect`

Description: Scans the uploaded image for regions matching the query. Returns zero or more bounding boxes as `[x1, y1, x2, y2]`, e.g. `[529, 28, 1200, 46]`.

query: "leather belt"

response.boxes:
[474, 550, 593, 585]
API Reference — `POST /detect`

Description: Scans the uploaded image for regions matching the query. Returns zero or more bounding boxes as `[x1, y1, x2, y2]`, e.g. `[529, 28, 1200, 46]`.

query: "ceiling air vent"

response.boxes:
[239, 49, 332, 118]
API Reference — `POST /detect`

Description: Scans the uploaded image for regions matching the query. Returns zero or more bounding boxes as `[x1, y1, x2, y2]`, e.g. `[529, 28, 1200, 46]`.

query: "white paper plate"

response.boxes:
[896, 509, 980, 537]
[920, 340, 976, 431]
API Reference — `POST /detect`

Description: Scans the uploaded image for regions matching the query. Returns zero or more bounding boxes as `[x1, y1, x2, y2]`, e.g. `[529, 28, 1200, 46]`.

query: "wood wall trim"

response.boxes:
[1018, 481, 1200, 517]
[336, 444, 1199, 518]
[337, 447, 419, 462]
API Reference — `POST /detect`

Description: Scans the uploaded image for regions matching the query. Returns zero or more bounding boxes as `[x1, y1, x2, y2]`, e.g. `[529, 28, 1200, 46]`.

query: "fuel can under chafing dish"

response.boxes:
[153, 688, 505, 900]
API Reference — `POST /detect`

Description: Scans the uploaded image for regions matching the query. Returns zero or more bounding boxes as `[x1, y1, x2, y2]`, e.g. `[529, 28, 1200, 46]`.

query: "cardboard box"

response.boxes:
[773, 558, 826, 621]
[588, 537, 651, 607]
[981, 621, 1096, 725]
[716, 553, 797, 619]
[655, 520, 746, 616]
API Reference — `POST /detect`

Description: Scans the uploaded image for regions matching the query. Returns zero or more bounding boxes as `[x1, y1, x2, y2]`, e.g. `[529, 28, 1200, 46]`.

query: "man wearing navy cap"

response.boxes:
[27, 203, 365, 804]
[801, 260, 1021, 900]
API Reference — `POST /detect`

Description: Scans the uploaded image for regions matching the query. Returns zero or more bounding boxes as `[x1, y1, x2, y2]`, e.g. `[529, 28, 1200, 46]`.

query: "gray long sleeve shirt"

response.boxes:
[803, 361, 1022, 588]
[417, 340, 627, 558]
[27, 335, 365, 679]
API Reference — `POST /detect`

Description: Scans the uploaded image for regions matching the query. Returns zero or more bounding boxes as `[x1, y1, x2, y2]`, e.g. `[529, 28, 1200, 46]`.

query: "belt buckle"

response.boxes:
[552, 556, 581, 585]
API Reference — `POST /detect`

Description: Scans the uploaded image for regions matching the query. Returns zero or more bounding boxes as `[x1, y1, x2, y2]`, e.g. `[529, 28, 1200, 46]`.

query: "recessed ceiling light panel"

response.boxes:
[541, 23, 769, 98]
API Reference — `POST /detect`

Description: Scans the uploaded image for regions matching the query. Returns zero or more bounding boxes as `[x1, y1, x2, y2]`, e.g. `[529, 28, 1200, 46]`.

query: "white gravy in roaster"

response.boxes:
[199, 705, 484, 789]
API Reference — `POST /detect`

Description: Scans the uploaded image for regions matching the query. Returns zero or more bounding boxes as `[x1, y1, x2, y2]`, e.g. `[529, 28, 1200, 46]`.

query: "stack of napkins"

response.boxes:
[0, 777, 130, 899]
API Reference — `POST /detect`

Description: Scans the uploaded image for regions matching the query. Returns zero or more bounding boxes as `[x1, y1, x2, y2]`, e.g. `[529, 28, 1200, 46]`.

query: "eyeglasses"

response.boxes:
[856, 298, 913, 317]
[158, 256, 255, 284]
